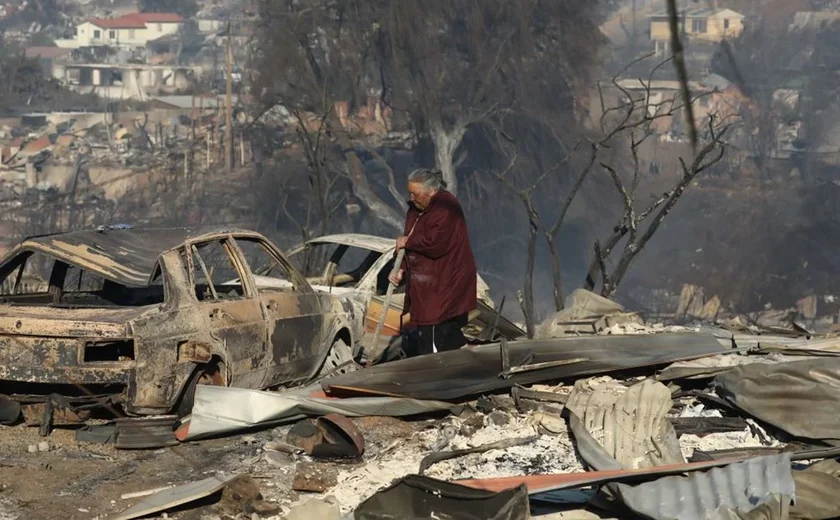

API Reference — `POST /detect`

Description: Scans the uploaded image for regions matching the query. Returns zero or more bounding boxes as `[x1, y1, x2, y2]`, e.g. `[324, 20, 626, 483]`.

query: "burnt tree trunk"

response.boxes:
[430, 119, 466, 196]
[326, 111, 403, 231]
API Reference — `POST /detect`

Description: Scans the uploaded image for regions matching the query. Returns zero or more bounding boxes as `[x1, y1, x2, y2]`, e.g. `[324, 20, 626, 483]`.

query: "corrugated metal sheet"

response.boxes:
[658, 354, 814, 381]
[325, 333, 728, 400]
[569, 411, 795, 520]
[565, 378, 684, 469]
[715, 357, 840, 441]
[700, 325, 840, 355]
[178, 385, 454, 441]
[112, 474, 239, 520]
[790, 459, 840, 520]
[616, 455, 794, 520]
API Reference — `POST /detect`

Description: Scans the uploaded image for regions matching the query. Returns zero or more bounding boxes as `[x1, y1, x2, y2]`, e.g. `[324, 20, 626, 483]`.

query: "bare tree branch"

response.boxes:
[545, 142, 597, 310]
[597, 117, 730, 298]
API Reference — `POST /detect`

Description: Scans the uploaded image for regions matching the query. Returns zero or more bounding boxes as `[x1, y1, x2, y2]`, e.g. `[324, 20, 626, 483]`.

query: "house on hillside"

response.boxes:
[56, 13, 184, 49]
[649, 8, 744, 54]
[59, 63, 200, 100]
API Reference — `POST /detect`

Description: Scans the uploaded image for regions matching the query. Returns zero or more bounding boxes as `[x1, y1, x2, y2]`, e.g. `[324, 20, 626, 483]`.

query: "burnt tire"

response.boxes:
[175, 362, 224, 418]
[316, 337, 358, 379]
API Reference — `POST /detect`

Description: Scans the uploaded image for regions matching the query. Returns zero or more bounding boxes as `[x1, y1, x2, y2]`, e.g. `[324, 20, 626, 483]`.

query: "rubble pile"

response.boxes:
[6, 289, 840, 519]
[87, 321, 840, 518]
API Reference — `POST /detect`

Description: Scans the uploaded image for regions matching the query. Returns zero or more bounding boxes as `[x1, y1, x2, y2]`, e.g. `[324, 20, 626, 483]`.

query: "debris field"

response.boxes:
[4, 290, 840, 519]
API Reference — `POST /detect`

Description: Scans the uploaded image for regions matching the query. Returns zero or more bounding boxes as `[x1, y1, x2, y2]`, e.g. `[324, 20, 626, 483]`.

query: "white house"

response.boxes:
[58, 13, 184, 49]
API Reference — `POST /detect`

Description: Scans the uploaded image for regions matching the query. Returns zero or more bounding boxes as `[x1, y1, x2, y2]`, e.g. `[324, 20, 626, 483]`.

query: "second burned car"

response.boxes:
[0, 226, 360, 424]
[286, 233, 524, 360]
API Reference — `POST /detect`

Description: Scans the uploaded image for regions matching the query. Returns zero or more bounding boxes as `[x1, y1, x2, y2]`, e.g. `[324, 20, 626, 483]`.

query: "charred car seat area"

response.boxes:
[0, 226, 359, 427]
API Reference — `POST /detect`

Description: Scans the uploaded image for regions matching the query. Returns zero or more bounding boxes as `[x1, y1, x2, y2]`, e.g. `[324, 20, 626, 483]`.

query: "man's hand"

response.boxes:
[396, 236, 408, 250]
[388, 269, 404, 286]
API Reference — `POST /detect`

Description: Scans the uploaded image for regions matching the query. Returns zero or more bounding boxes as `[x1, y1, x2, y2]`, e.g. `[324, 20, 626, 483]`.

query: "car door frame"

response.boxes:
[227, 234, 328, 387]
[183, 233, 269, 389]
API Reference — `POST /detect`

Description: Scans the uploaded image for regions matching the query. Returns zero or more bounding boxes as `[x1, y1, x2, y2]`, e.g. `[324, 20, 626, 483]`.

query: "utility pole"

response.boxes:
[225, 20, 233, 173]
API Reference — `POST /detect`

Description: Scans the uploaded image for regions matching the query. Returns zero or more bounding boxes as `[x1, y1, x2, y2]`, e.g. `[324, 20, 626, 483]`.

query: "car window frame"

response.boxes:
[183, 235, 255, 303]
[230, 235, 314, 294]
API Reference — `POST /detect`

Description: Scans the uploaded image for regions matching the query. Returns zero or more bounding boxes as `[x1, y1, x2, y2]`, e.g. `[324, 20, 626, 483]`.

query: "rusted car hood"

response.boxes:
[0, 305, 150, 338]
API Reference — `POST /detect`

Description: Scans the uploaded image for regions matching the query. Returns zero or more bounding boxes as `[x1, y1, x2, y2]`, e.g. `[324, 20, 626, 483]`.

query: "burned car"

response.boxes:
[0, 226, 359, 424]
[287, 234, 524, 358]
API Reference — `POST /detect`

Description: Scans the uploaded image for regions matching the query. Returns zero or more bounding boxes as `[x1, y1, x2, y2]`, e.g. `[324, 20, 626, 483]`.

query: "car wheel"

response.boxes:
[317, 337, 358, 379]
[175, 361, 225, 418]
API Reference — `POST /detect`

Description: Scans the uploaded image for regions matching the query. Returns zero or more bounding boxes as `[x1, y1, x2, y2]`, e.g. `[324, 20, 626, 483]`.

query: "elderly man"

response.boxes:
[389, 168, 477, 356]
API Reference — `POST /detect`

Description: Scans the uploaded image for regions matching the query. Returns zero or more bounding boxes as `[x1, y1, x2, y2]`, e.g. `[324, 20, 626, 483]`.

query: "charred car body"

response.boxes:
[0, 226, 359, 423]
[287, 234, 524, 359]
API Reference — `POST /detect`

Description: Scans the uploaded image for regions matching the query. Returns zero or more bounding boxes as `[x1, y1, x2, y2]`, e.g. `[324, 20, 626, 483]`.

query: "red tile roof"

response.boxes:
[88, 12, 184, 29]
[89, 17, 146, 29]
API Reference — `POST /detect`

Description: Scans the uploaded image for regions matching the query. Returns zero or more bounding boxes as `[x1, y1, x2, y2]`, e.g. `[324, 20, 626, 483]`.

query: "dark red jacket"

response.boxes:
[402, 189, 477, 326]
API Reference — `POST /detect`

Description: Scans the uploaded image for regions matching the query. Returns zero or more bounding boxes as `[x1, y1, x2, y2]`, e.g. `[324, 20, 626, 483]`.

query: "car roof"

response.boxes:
[302, 234, 394, 254]
[4, 226, 257, 287]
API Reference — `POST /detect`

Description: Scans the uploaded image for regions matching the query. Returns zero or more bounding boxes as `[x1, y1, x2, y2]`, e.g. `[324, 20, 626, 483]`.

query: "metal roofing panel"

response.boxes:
[324, 332, 728, 400]
[616, 454, 795, 520]
[566, 378, 684, 470]
[790, 459, 840, 519]
[112, 474, 238, 520]
[569, 410, 794, 520]
[715, 357, 840, 441]
[178, 385, 453, 441]
[657, 353, 817, 381]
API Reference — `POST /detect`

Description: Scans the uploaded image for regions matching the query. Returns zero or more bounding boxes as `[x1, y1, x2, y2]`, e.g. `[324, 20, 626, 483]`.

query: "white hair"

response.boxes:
[408, 168, 447, 192]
